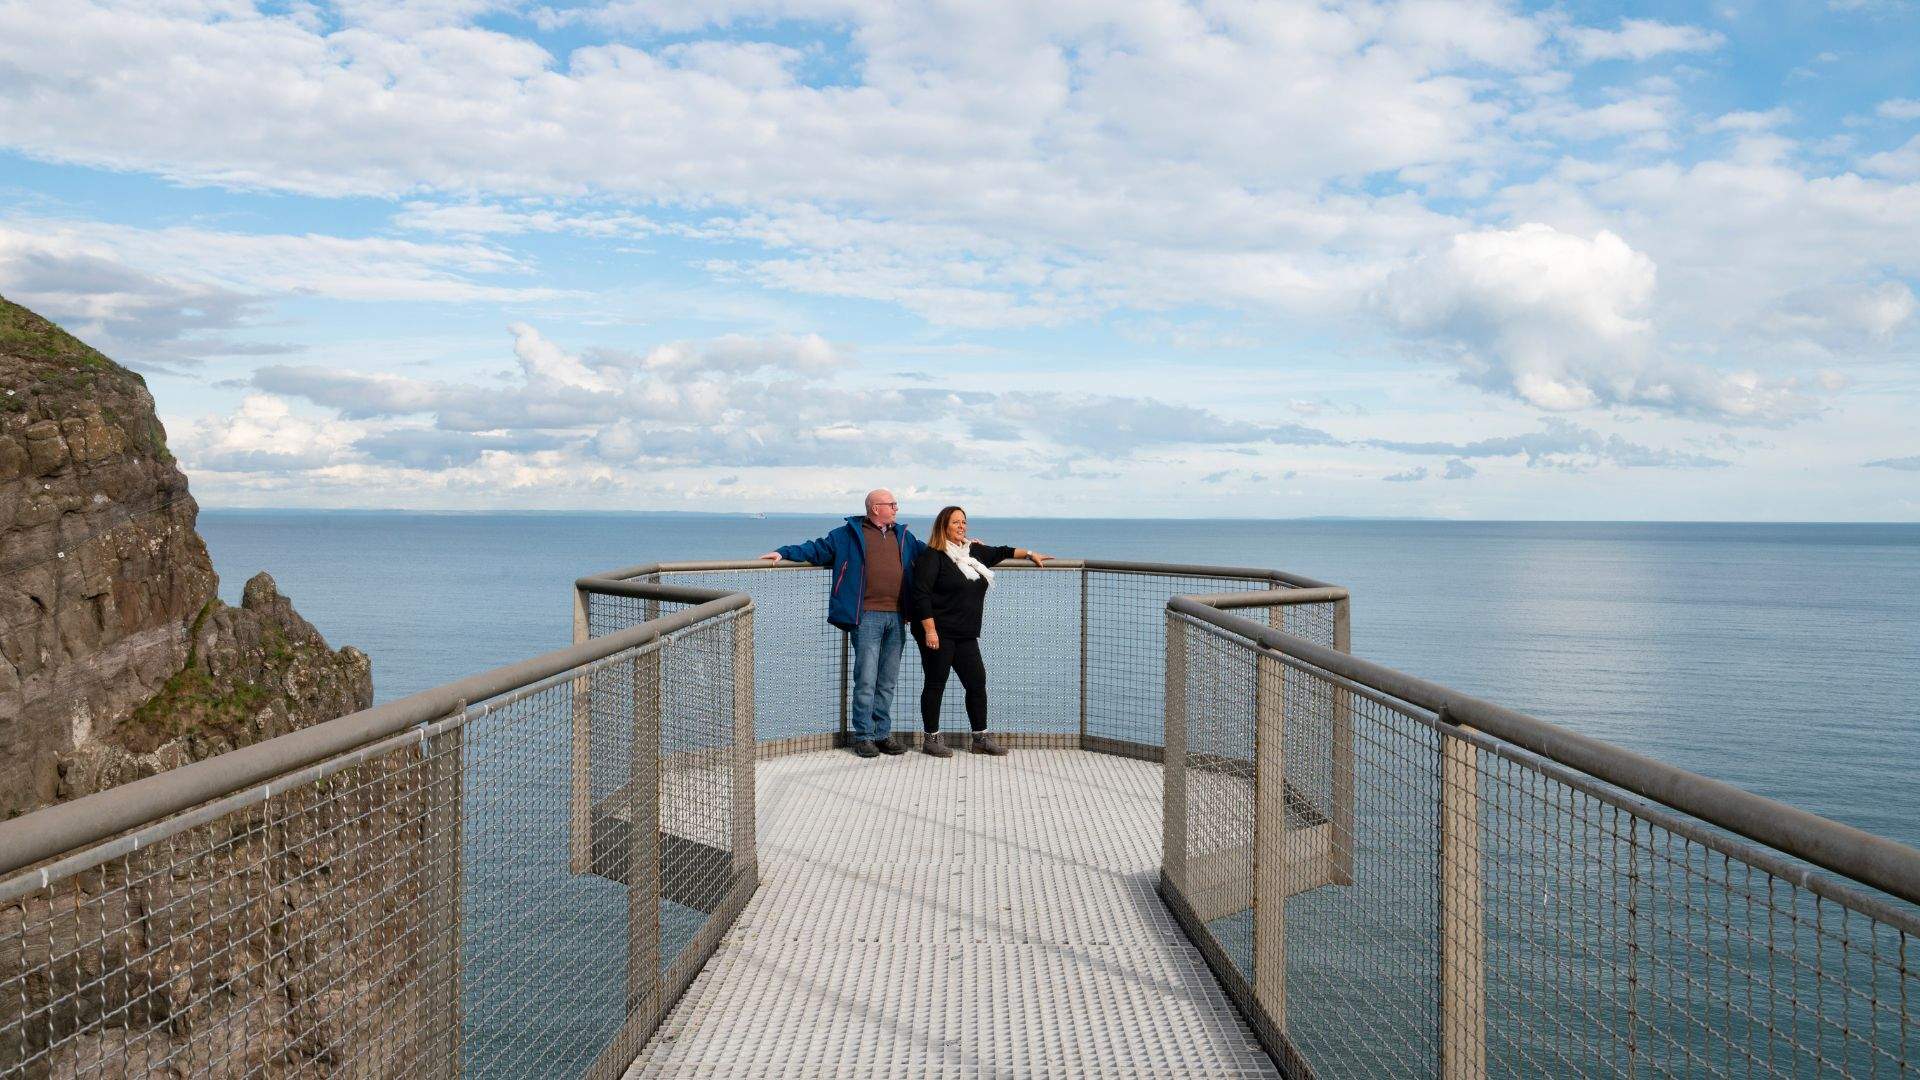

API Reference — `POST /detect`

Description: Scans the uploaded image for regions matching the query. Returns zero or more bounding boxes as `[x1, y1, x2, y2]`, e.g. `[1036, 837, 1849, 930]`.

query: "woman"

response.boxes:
[909, 505, 1051, 757]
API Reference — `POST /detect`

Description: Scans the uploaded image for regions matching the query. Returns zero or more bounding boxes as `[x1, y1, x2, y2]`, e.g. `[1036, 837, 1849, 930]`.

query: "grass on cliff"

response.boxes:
[0, 294, 118, 372]
[122, 603, 282, 755]
[0, 294, 172, 459]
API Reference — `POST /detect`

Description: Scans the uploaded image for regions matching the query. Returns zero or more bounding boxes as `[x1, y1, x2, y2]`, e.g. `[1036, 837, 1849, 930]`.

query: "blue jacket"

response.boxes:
[777, 516, 927, 631]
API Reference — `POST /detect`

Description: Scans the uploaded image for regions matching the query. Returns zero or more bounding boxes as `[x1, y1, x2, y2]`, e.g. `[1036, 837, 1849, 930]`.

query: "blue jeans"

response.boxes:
[849, 611, 904, 743]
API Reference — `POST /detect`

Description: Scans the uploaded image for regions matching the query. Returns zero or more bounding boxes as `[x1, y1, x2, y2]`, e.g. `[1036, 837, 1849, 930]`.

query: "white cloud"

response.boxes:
[175, 393, 358, 472]
[1759, 281, 1917, 352]
[1862, 133, 1920, 179]
[1563, 19, 1726, 62]
[1489, 153, 1920, 387]
[1876, 99, 1920, 120]
[0, 0, 1915, 516]
[0, 234, 279, 369]
[1376, 223, 1811, 420]
[391, 202, 658, 238]
[1706, 108, 1793, 133]
[0, 217, 566, 308]
[249, 320, 1340, 472]
[1371, 418, 1732, 469]
[1514, 94, 1679, 140]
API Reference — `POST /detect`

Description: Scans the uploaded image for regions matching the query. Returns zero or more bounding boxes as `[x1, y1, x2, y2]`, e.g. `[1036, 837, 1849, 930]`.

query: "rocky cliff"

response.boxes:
[1, 296, 407, 1078]
[0, 292, 371, 813]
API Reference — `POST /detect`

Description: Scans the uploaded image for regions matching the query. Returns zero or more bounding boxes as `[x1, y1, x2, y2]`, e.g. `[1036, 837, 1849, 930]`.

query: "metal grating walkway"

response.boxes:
[625, 748, 1279, 1078]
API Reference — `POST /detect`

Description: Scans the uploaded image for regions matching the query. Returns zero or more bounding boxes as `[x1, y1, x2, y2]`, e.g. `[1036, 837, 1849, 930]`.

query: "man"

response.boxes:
[760, 489, 926, 759]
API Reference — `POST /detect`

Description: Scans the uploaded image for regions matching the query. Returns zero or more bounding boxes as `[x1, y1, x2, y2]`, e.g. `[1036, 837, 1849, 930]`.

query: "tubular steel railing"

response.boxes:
[0, 584, 756, 1080]
[5, 553, 1914, 1079]
[574, 559, 1346, 760]
[1162, 592, 1920, 1079]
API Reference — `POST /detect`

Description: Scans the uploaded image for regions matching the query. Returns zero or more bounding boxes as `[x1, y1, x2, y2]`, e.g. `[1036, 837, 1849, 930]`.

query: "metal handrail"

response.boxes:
[579, 557, 1333, 589]
[1168, 592, 1920, 909]
[0, 583, 750, 879]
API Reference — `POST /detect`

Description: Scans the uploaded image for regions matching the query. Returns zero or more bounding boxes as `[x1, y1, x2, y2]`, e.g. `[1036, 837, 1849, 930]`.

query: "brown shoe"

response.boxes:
[923, 732, 953, 758]
[876, 736, 907, 756]
[853, 740, 879, 759]
[970, 732, 1007, 756]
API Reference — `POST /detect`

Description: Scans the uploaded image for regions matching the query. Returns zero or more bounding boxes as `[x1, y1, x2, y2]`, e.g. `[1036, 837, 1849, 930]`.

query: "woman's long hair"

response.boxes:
[928, 505, 967, 550]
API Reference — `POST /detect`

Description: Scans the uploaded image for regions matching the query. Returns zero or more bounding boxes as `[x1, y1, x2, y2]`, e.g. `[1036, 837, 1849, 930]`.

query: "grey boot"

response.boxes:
[970, 732, 1007, 756]
[923, 732, 953, 758]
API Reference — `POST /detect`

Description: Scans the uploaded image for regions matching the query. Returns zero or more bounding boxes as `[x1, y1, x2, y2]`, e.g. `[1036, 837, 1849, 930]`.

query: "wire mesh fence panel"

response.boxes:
[1175, 617, 1259, 981]
[1275, 650, 1443, 1078]
[1089, 572, 1332, 750]
[596, 567, 1082, 745]
[1167, 608, 1920, 1079]
[655, 615, 740, 974]
[464, 613, 751, 1080]
[459, 660, 640, 1080]
[3, 597, 751, 1080]
[1, 735, 461, 1079]
[649, 571, 840, 744]
[1472, 742, 1920, 1079]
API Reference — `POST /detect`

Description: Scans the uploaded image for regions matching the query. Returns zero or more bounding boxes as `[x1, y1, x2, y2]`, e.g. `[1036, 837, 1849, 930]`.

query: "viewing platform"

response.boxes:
[628, 748, 1277, 1077]
[2, 558, 1916, 1078]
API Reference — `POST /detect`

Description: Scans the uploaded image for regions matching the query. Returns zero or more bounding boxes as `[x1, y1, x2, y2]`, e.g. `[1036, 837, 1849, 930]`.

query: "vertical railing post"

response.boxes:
[1161, 610, 1189, 896]
[1331, 595, 1355, 885]
[629, 642, 663, 1020]
[1253, 643, 1288, 1026]
[570, 585, 593, 873]
[731, 607, 756, 876]
[1078, 568, 1090, 746]
[1438, 710, 1487, 1080]
[428, 706, 466, 1080]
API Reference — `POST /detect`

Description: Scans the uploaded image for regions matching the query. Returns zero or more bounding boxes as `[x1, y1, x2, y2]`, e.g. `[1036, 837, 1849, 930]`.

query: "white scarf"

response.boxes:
[943, 541, 994, 585]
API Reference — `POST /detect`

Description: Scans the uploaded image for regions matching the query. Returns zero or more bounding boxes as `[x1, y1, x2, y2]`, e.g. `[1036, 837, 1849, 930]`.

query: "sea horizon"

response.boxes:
[195, 506, 1920, 525]
[197, 511, 1920, 852]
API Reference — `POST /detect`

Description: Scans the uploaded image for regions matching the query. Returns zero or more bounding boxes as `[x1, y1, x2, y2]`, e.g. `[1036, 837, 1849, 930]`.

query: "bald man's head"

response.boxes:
[865, 489, 898, 527]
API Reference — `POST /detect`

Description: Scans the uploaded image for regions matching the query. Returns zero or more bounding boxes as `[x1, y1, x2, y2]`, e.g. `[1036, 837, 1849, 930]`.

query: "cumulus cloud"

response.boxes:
[252, 321, 1339, 471]
[2, 0, 1916, 510]
[1877, 99, 1920, 121]
[1377, 223, 1813, 421]
[175, 393, 357, 472]
[1563, 19, 1725, 62]
[1442, 458, 1477, 480]
[1383, 466, 1429, 482]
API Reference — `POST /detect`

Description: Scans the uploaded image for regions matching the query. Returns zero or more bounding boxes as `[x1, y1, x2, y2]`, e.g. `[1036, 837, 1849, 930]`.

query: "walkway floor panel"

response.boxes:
[626, 749, 1279, 1078]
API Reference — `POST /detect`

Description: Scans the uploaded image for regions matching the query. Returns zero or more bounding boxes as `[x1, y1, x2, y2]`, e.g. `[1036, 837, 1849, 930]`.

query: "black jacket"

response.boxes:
[910, 542, 1017, 641]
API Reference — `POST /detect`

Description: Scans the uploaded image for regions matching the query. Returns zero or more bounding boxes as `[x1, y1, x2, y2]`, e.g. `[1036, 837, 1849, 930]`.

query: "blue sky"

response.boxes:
[2, 0, 1917, 519]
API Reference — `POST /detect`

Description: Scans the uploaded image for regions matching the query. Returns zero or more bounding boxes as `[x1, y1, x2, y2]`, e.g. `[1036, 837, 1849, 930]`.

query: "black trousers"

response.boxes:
[918, 636, 987, 733]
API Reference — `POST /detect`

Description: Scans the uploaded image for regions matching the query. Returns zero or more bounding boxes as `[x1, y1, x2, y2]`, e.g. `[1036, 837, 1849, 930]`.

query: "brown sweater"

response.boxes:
[860, 519, 903, 613]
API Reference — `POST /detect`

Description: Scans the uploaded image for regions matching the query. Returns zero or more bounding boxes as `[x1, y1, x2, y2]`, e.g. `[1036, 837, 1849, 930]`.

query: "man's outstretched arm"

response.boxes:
[761, 534, 835, 565]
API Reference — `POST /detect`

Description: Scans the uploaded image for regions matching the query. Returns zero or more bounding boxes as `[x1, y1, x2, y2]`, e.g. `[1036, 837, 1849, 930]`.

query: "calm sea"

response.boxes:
[196, 512, 1920, 849]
